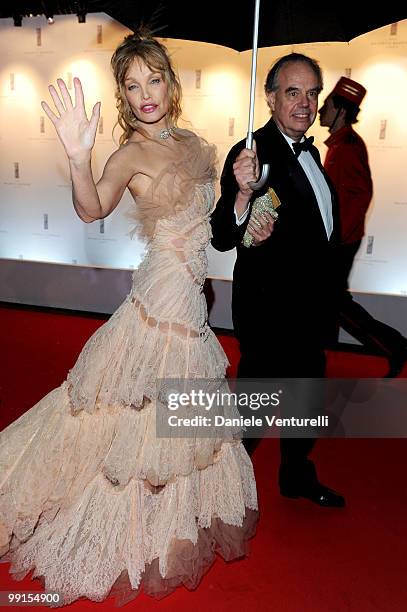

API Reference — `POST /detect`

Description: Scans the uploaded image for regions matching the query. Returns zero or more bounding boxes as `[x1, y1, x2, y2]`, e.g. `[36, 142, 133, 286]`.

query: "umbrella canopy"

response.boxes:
[118, 0, 407, 51]
[1, 1, 406, 51]
[2, 0, 405, 188]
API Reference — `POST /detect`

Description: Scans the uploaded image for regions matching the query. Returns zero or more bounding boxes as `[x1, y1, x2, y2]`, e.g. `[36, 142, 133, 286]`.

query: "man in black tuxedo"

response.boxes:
[211, 53, 345, 507]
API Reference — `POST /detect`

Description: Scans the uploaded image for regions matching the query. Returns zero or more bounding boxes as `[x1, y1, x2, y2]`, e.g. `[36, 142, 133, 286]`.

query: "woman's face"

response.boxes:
[124, 57, 169, 127]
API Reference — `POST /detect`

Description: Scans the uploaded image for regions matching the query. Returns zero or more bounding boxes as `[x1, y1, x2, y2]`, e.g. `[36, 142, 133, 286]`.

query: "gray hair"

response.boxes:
[265, 53, 323, 93]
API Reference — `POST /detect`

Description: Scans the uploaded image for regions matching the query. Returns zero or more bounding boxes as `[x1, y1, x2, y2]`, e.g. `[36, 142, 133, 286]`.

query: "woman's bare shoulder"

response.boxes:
[119, 135, 150, 156]
[106, 137, 153, 173]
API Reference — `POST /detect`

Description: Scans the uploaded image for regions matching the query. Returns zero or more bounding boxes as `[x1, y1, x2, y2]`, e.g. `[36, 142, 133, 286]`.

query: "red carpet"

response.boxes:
[1, 304, 406, 611]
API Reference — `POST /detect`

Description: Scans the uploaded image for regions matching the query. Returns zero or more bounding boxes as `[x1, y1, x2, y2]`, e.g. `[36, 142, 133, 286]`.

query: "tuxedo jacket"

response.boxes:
[210, 118, 342, 350]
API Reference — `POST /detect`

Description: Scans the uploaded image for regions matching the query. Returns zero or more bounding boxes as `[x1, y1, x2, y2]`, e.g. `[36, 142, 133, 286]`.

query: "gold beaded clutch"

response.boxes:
[242, 187, 281, 248]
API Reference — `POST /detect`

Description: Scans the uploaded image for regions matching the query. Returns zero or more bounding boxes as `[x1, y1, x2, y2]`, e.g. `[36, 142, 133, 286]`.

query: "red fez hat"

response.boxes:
[332, 76, 366, 106]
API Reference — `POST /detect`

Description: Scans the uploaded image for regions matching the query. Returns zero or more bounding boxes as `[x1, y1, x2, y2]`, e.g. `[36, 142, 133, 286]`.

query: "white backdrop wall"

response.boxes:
[0, 14, 406, 322]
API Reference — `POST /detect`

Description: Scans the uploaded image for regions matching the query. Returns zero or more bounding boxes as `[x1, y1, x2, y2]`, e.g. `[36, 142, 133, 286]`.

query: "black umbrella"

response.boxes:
[97, 0, 406, 188]
[2, 1, 405, 51]
[94, 0, 407, 51]
[2, 0, 406, 186]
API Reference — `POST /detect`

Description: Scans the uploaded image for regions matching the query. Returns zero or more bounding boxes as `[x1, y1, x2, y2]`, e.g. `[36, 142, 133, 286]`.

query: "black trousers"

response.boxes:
[338, 241, 406, 356]
[237, 342, 325, 466]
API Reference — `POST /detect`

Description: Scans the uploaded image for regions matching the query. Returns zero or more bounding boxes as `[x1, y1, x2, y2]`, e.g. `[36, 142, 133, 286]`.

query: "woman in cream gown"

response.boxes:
[0, 31, 258, 605]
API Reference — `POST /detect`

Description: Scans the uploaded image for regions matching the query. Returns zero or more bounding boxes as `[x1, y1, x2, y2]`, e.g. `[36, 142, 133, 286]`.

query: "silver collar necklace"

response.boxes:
[159, 126, 176, 140]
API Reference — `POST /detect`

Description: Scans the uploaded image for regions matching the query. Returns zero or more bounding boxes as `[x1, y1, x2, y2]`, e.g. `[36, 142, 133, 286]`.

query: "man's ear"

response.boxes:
[266, 91, 275, 112]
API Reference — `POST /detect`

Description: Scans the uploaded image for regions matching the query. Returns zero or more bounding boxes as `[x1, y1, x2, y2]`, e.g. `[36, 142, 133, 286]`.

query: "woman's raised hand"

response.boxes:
[41, 77, 100, 163]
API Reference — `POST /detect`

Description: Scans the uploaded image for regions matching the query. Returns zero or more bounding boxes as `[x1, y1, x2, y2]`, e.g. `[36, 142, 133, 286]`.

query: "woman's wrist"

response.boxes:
[68, 153, 92, 169]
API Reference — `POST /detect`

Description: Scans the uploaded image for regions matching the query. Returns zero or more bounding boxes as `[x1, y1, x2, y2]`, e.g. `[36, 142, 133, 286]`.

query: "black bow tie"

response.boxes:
[292, 136, 314, 157]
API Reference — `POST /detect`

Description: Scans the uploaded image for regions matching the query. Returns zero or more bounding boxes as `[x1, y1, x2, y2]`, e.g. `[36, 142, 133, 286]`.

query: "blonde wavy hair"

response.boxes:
[111, 29, 182, 146]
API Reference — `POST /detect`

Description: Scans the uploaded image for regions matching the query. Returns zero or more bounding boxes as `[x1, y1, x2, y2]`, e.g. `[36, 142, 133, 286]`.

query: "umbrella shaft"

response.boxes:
[246, 0, 261, 150]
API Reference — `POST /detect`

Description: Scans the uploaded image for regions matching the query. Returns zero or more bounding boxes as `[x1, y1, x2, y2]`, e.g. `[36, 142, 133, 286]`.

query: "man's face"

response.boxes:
[319, 94, 337, 128]
[266, 61, 320, 141]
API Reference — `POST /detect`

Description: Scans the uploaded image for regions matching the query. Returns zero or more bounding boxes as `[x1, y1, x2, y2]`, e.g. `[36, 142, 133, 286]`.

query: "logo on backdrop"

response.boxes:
[390, 23, 398, 36]
[366, 236, 374, 255]
[6, 162, 29, 186]
[195, 70, 201, 89]
[371, 21, 404, 49]
[228, 117, 235, 137]
[379, 120, 387, 140]
[36, 28, 42, 47]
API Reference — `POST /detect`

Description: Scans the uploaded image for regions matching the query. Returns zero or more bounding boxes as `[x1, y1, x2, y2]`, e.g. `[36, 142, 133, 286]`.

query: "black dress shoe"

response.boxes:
[279, 459, 345, 508]
[385, 346, 407, 378]
[280, 482, 345, 507]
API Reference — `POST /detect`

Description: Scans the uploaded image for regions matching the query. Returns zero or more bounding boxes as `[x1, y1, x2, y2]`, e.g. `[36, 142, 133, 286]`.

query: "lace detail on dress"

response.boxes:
[65, 180, 219, 414]
[0, 129, 258, 605]
[1, 415, 257, 605]
[127, 130, 217, 241]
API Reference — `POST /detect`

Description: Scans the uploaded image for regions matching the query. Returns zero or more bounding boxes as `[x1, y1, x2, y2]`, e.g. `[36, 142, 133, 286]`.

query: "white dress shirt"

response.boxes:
[234, 130, 333, 238]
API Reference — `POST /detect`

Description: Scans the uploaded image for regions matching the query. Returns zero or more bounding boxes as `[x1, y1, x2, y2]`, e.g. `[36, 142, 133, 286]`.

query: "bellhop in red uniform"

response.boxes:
[319, 77, 407, 377]
[322, 77, 372, 244]
[324, 125, 372, 244]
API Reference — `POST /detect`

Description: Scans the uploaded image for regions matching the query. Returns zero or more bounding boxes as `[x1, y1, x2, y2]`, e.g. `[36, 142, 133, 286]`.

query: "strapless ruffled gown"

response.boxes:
[0, 131, 258, 606]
